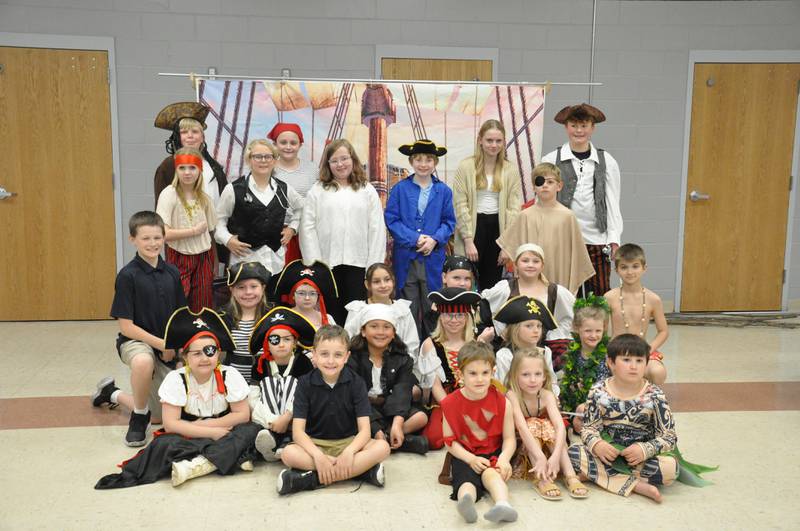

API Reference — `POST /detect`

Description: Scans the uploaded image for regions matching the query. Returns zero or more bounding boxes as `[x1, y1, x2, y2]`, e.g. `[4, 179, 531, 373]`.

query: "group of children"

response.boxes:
[89, 100, 688, 523]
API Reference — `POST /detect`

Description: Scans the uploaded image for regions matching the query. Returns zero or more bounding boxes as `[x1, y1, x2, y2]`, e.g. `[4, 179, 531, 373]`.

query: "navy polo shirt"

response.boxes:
[292, 366, 371, 440]
[110, 253, 186, 357]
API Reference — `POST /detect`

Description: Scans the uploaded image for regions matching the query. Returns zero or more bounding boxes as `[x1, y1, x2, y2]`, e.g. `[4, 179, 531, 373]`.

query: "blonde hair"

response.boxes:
[532, 162, 561, 183]
[506, 348, 552, 397]
[504, 321, 542, 351]
[430, 312, 475, 345]
[244, 139, 279, 166]
[171, 147, 210, 211]
[514, 247, 548, 285]
[178, 117, 204, 132]
[319, 139, 368, 191]
[474, 119, 507, 192]
[573, 306, 609, 331]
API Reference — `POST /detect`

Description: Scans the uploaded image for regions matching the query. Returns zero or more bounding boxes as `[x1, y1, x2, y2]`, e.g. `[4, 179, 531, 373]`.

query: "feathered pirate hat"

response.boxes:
[428, 287, 482, 314]
[164, 307, 235, 352]
[154, 101, 210, 131]
[493, 295, 558, 332]
[249, 306, 316, 375]
[398, 139, 447, 157]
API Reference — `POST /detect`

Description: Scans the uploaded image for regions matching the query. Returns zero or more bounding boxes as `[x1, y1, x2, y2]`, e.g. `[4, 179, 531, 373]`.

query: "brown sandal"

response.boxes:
[563, 476, 589, 499]
[534, 479, 562, 501]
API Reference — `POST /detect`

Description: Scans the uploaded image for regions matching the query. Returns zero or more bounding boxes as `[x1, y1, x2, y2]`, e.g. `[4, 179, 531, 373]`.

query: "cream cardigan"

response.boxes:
[450, 157, 522, 256]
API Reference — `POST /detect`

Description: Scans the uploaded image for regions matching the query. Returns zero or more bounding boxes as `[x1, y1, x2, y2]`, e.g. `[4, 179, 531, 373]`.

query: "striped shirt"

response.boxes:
[227, 318, 260, 384]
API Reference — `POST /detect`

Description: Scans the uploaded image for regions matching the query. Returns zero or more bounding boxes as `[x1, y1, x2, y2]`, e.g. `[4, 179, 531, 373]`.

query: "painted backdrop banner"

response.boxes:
[199, 79, 545, 202]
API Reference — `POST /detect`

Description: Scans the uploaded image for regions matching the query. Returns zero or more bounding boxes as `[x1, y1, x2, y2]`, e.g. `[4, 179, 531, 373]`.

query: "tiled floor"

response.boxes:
[1, 320, 798, 530]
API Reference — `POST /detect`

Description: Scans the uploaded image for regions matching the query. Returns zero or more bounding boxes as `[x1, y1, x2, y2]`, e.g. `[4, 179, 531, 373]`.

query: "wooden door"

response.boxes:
[681, 63, 800, 311]
[0, 47, 116, 320]
[381, 57, 493, 82]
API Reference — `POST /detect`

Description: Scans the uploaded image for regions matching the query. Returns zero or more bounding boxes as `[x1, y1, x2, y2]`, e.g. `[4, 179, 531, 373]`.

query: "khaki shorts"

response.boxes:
[119, 340, 171, 418]
[309, 436, 356, 457]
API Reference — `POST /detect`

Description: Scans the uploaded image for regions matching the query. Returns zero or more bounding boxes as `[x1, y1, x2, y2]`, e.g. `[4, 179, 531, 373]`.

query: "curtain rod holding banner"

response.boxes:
[158, 72, 602, 88]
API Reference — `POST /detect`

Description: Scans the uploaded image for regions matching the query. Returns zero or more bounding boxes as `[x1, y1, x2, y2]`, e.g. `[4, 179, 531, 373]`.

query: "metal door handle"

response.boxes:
[0, 187, 17, 200]
[689, 190, 710, 202]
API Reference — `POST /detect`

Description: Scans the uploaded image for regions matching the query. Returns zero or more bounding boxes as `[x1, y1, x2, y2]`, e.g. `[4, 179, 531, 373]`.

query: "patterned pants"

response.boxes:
[166, 247, 214, 312]
[568, 443, 677, 497]
[583, 244, 611, 297]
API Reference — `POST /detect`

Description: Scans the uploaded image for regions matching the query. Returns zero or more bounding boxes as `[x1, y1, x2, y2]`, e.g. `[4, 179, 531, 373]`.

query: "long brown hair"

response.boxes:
[319, 139, 368, 191]
[473, 119, 507, 192]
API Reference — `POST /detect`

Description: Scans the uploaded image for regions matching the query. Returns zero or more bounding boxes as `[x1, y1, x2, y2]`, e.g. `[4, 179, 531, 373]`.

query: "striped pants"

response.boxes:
[568, 443, 677, 497]
[166, 246, 214, 312]
[583, 244, 612, 297]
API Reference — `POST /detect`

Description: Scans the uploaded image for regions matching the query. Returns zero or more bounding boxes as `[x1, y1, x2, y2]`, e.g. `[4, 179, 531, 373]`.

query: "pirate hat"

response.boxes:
[249, 306, 316, 378]
[553, 103, 606, 125]
[428, 287, 481, 314]
[164, 307, 235, 352]
[273, 260, 338, 306]
[493, 295, 557, 332]
[154, 101, 210, 131]
[443, 255, 475, 274]
[226, 261, 271, 287]
[398, 139, 447, 157]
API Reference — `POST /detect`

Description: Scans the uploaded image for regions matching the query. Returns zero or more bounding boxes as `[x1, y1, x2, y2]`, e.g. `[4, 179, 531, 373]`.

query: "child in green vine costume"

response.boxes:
[559, 294, 611, 434]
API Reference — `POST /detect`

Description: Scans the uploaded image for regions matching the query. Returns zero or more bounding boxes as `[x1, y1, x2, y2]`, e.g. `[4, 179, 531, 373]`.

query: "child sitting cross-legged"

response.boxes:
[506, 349, 588, 501]
[347, 304, 429, 454]
[441, 341, 518, 524]
[95, 307, 259, 489]
[568, 334, 677, 503]
[277, 325, 391, 494]
[248, 306, 316, 462]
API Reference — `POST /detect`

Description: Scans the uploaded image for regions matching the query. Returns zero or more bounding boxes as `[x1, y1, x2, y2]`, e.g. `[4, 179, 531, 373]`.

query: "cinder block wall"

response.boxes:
[2, 0, 800, 305]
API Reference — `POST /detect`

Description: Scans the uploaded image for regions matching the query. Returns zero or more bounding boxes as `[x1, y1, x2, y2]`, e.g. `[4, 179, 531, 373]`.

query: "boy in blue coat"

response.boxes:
[385, 139, 456, 337]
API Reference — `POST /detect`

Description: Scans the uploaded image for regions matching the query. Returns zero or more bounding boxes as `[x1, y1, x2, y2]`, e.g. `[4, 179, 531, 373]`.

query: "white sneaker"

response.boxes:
[240, 460, 254, 472]
[171, 456, 217, 487]
[255, 430, 279, 462]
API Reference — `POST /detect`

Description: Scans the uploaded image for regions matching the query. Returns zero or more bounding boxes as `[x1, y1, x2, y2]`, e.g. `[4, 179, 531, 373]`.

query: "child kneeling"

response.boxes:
[277, 325, 391, 494]
[441, 341, 517, 523]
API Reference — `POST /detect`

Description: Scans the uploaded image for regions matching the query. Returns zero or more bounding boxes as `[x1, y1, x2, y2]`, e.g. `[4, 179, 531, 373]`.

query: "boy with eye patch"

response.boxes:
[248, 306, 316, 462]
[497, 162, 594, 295]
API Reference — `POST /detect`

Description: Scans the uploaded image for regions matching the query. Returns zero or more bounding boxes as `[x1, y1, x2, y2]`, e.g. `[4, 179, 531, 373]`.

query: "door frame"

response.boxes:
[375, 45, 499, 80]
[675, 50, 800, 312]
[0, 31, 124, 272]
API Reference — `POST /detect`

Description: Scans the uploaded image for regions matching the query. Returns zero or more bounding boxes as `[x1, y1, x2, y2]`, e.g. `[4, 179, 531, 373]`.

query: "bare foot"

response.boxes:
[633, 480, 662, 503]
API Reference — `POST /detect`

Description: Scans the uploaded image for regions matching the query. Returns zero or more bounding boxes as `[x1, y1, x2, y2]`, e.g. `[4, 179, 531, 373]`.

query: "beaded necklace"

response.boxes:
[619, 285, 646, 337]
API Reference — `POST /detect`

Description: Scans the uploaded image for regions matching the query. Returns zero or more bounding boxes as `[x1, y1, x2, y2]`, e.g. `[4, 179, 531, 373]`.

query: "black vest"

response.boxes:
[555, 147, 608, 234]
[227, 174, 288, 252]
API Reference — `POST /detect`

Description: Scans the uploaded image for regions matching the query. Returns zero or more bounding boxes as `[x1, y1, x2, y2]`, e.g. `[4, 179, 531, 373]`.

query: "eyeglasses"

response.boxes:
[267, 334, 295, 346]
[328, 156, 352, 166]
[251, 153, 276, 162]
[185, 344, 219, 358]
[442, 313, 467, 321]
[294, 290, 319, 299]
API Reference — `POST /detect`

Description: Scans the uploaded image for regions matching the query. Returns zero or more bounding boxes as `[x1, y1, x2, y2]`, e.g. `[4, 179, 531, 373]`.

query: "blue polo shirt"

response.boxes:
[110, 253, 185, 359]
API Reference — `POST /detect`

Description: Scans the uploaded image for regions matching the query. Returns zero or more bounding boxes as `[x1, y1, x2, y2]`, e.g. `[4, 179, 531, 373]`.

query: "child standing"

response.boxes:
[95, 307, 259, 489]
[221, 261, 272, 384]
[441, 341, 517, 523]
[156, 147, 217, 311]
[248, 306, 316, 461]
[560, 295, 612, 433]
[496, 162, 594, 294]
[604, 243, 668, 385]
[277, 325, 391, 494]
[542, 104, 623, 296]
[385, 139, 456, 336]
[482, 243, 576, 368]
[344, 262, 420, 360]
[91, 211, 186, 447]
[493, 295, 559, 396]
[568, 334, 678, 502]
[347, 305, 429, 454]
[506, 349, 588, 501]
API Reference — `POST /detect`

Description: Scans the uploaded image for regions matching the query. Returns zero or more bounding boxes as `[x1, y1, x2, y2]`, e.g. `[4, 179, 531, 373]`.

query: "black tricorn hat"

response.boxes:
[493, 295, 557, 332]
[398, 139, 447, 157]
[249, 306, 316, 356]
[443, 255, 475, 274]
[226, 261, 271, 287]
[553, 103, 606, 125]
[164, 307, 235, 351]
[273, 260, 338, 306]
[428, 287, 481, 314]
[154, 101, 210, 131]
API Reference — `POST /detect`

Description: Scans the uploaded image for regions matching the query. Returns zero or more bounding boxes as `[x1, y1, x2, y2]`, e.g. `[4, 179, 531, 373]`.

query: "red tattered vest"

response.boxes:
[440, 386, 506, 456]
